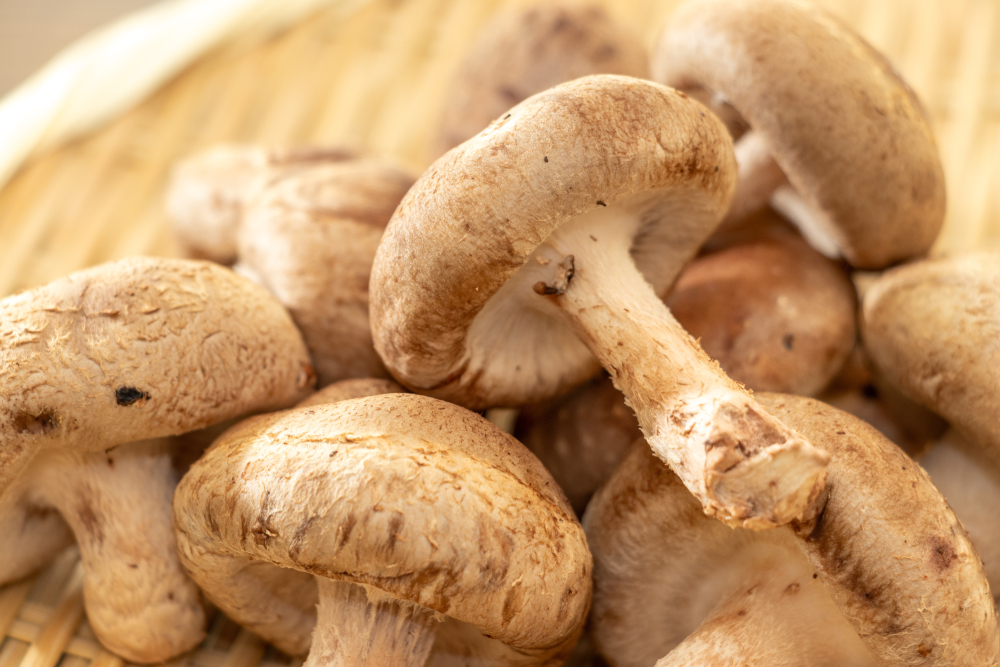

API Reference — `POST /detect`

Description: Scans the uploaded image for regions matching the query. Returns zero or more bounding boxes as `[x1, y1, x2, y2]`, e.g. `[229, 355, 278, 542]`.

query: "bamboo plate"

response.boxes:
[1, 0, 999, 665]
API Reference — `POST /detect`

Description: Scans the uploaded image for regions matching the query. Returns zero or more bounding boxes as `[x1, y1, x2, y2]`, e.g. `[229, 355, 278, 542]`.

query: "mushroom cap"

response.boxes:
[174, 394, 590, 661]
[239, 159, 415, 386]
[920, 430, 1000, 595]
[514, 374, 641, 515]
[297, 377, 405, 408]
[0, 256, 314, 489]
[861, 252, 1000, 456]
[652, 0, 945, 269]
[586, 394, 998, 666]
[434, 4, 648, 157]
[371, 74, 736, 409]
[667, 235, 856, 396]
[167, 144, 357, 263]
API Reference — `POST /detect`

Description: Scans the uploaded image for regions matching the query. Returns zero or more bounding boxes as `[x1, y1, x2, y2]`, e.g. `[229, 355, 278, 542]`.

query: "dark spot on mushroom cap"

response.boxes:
[115, 387, 149, 406]
[917, 644, 933, 657]
[929, 536, 958, 572]
[782, 334, 794, 350]
[14, 410, 59, 435]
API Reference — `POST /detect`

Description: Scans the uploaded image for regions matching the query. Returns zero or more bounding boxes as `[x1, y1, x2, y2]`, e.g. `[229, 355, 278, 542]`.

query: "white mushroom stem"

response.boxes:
[536, 211, 828, 529]
[920, 430, 1000, 594]
[306, 579, 442, 667]
[658, 542, 876, 666]
[770, 185, 842, 259]
[717, 131, 788, 231]
[24, 439, 205, 662]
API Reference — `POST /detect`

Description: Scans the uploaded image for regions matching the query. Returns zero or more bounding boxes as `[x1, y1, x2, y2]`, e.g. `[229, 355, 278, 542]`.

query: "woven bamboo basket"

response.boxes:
[1, 0, 998, 664]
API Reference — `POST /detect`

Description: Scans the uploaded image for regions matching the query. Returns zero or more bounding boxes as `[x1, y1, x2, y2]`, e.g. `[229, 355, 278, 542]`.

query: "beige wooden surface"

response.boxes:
[0, 0, 999, 665]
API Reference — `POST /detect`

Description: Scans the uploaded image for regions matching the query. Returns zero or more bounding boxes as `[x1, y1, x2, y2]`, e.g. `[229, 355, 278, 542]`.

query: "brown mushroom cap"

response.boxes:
[587, 395, 998, 666]
[372, 74, 828, 531]
[0, 256, 314, 661]
[514, 374, 641, 515]
[238, 159, 415, 386]
[174, 394, 591, 666]
[861, 252, 1000, 457]
[667, 235, 856, 396]
[1, 256, 314, 486]
[920, 430, 1000, 596]
[652, 0, 945, 269]
[166, 144, 357, 263]
[433, 4, 648, 157]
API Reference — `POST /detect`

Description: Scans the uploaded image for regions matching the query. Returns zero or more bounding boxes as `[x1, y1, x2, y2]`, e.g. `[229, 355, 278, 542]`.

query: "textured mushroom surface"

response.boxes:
[174, 394, 591, 666]
[667, 235, 856, 396]
[372, 74, 829, 531]
[0, 256, 314, 662]
[433, 3, 647, 157]
[652, 0, 945, 268]
[239, 158, 415, 386]
[920, 430, 1000, 594]
[587, 395, 998, 666]
[167, 144, 357, 263]
[861, 252, 1000, 457]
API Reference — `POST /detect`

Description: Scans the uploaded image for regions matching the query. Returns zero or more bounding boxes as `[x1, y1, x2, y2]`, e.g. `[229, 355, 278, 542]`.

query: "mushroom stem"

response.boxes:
[659, 542, 876, 666]
[0, 485, 74, 584]
[770, 185, 842, 259]
[539, 218, 828, 529]
[31, 439, 205, 662]
[717, 131, 788, 232]
[307, 579, 441, 667]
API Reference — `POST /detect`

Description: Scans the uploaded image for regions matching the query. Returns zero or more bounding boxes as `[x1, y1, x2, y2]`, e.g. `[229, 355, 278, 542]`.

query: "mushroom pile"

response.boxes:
[3, 1, 999, 665]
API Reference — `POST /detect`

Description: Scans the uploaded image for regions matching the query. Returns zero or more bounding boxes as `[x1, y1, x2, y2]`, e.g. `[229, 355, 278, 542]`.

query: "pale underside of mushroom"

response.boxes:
[587, 396, 999, 667]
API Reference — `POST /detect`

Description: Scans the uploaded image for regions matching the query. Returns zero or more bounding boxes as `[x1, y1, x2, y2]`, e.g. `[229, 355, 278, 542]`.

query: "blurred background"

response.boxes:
[0, 0, 156, 95]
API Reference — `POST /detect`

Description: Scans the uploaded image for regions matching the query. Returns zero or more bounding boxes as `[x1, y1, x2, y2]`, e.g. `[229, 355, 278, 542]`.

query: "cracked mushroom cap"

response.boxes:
[586, 394, 998, 667]
[652, 0, 945, 269]
[0, 256, 314, 661]
[174, 393, 591, 666]
[667, 235, 856, 397]
[239, 158, 415, 386]
[167, 144, 357, 264]
[861, 252, 1000, 458]
[433, 4, 648, 157]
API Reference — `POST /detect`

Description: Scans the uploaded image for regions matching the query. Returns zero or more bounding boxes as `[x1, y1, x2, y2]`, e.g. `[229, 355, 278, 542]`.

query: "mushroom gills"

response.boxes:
[481, 198, 829, 529]
[658, 537, 877, 667]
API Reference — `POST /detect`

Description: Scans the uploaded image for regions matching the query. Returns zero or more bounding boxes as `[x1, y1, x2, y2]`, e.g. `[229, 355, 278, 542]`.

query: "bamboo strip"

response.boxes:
[17, 566, 85, 667]
[0, 583, 32, 638]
